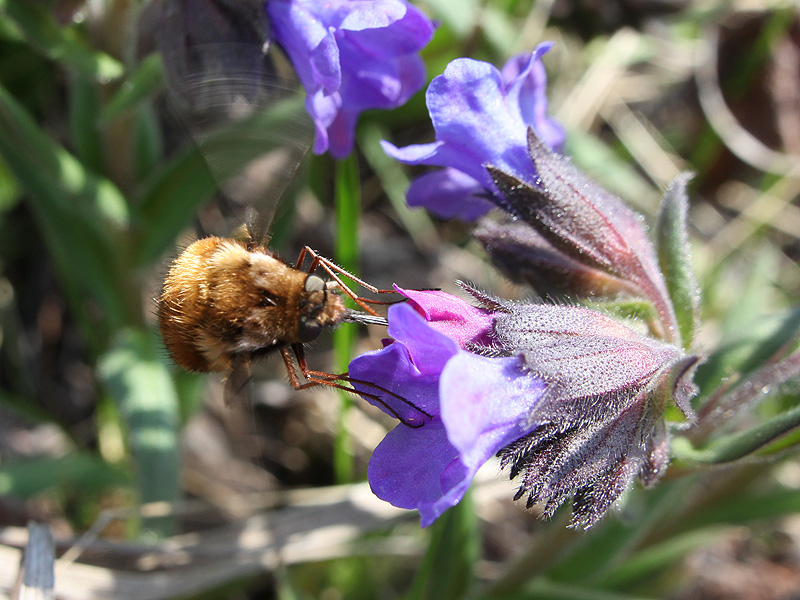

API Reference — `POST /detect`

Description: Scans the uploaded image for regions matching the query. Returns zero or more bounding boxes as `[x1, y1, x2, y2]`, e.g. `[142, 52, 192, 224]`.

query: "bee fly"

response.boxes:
[154, 0, 430, 427]
[157, 230, 431, 428]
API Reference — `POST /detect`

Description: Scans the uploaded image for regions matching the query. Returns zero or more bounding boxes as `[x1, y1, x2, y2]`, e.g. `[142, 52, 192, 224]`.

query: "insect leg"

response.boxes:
[294, 247, 398, 315]
[279, 345, 305, 389]
[295, 247, 390, 292]
[289, 343, 431, 428]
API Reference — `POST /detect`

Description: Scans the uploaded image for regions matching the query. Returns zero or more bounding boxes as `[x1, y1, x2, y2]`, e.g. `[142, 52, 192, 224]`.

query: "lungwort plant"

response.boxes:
[1, 1, 800, 599]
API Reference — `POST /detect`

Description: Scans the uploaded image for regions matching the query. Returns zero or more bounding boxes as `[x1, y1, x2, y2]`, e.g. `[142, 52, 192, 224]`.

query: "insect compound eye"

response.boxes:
[305, 274, 325, 293]
[298, 317, 323, 343]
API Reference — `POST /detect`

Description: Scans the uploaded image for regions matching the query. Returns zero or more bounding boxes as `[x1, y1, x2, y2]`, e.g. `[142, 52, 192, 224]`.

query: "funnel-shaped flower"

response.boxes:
[268, 0, 435, 158]
[351, 287, 699, 528]
[382, 44, 564, 219]
[349, 291, 547, 527]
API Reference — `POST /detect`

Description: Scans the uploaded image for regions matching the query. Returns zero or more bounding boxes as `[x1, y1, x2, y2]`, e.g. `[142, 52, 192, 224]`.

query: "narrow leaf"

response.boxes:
[100, 54, 165, 123]
[656, 173, 699, 350]
[133, 104, 164, 182]
[519, 578, 658, 600]
[0, 0, 123, 81]
[98, 328, 181, 535]
[69, 75, 105, 175]
[693, 307, 800, 402]
[703, 350, 800, 430]
[407, 492, 479, 600]
[0, 83, 132, 335]
[597, 526, 731, 589]
[0, 454, 128, 499]
[673, 399, 800, 465]
[359, 123, 437, 251]
[133, 95, 308, 265]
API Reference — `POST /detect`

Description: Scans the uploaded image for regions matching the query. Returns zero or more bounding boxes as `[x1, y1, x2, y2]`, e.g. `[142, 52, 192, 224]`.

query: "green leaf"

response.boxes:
[0, 154, 19, 211]
[596, 526, 731, 589]
[684, 484, 800, 528]
[698, 349, 800, 431]
[540, 479, 698, 586]
[656, 173, 699, 350]
[100, 54, 165, 123]
[0, 454, 128, 499]
[518, 579, 658, 600]
[133, 104, 164, 182]
[132, 95, 309, 265]
[406, 492, 479, 600]
[98, 328, 181, 535]
[674, 350, 800, 464]
[718, 244, 781, 341]
[693, 307, 800, 402]
[423, 0, 480, 37]
[0, 0, 123, 81]
[359, 123, 437, 252]
[481, 5, 520, 56]
[132, 142, 218, 265]
[69, 75, 105, 175]
[0, 83, 132, 337]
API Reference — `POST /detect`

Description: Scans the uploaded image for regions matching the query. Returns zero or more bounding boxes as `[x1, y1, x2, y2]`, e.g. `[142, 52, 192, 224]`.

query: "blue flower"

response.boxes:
[349, 293, 547, 527]
[267, 0, 435, 158]
[381, 43, 564, 219]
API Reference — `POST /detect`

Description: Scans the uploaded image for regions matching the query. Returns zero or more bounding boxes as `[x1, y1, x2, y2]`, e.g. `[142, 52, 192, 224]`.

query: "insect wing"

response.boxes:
[158, 0, 313, 241]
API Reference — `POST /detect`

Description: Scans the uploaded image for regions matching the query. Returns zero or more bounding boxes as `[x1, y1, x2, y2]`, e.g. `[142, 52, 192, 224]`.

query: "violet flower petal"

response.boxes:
[407, 168, 495, 220]
[351, 300, 547, 527]
[440, 352, 546, 470]
[501, 53, 565, 151]
[268, 0, 434, 158]
[382, 43, 562, 219]
[367, 418, 461, 522]
[394, 286, 495, 348]
[349, 303, 458, 419]
[363, 351, 546, 527]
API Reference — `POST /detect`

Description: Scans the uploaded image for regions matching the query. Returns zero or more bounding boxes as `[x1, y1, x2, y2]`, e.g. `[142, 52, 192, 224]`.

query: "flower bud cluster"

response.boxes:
[481, 131, 682, 344]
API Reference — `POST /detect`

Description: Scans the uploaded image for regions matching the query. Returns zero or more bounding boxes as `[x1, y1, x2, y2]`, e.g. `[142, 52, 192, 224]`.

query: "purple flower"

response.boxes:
[267, 0, 435, 158]
[349, 292, 547, 527]
[381, 43, 565, 219]
[351, 287, 699, 528]
[397, 286, 495, 348]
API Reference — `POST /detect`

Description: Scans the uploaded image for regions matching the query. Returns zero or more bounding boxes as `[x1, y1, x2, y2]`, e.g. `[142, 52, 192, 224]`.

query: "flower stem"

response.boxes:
[672, 403, 800, 464]
[333, 154, 360, 484]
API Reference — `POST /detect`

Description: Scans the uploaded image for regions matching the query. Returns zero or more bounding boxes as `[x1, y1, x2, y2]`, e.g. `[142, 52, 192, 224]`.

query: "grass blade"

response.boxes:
[98, 328, 181, 536]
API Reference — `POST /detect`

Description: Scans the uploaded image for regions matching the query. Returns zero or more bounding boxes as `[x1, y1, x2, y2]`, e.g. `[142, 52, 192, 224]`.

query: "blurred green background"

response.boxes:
[0, 0, 799, 598]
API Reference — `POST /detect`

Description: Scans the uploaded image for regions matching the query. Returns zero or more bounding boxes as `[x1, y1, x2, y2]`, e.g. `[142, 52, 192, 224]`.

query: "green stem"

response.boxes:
[672, 403, 800, 464]
[333, 154, 360, 484]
